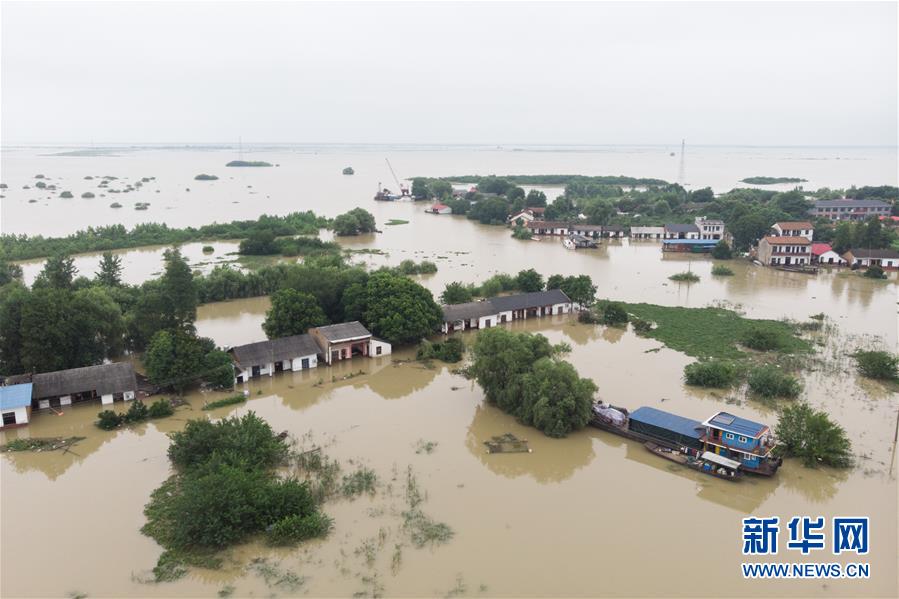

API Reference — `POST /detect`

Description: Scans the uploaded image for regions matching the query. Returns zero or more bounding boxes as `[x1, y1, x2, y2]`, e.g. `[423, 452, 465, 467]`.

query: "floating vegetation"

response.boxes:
[0, 436, 85, 453]
[402, 467, 454, 547]
[739, 176, 807, 184]
[711, 264, 734, 276]
[484, 433, 531, 454]
[414, 439, 438, 454]
[669, 271, 700, 282]
[201, 393, 246, 410]
[248, 558, 306, 592]
[194, 174, 219, 181]
[386, 219, 409, 226]
[135, 202, 150, 210]
[340, 466, 378, 498]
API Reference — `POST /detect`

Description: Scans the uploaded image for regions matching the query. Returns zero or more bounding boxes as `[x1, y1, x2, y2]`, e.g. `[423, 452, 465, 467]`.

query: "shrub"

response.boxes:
[748, 366, 801, 398]
[741, 327, 785, 351]
[684, 360, 741, 387]
[711, 240, 733, 259]
[60, 191, 74, 198]
[631, 318, 652, 334]
[124, 399, 150, 422]
[669, 271, 700, 282]
[81, 192, 95, 199]
[97, 410, 124, 430]
[712, 264, 734, 276]
[267, 512, 333, 545]
[776, 403, 853, 468]
[511, 226, 532, 240]
[148, 399, 175, 418]
[167, 413, 287, 472]
[600, 301, 629, 325]
[202, 246, 214, 253]
[863, 265, 886, 279]
[202, 394, 246, 411]
[417, 337, 465, 363]
[578, 310, 600, 324]
[852, 350, 898, 380]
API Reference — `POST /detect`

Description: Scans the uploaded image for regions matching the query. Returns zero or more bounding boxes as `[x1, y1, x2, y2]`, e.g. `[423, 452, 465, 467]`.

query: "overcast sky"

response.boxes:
[1, 1, 896, 146]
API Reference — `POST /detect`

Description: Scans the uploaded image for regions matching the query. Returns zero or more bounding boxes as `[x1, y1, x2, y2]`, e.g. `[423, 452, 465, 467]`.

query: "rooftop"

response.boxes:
[0, 383, 33, 410]
[774, 221, 814, 229]
[811, 243, 833, 256]
[762, 236, 810, 245]
[661, 238, 719, 245]
[489, 289, 571, 313]
[702, 411, 767, 438]
[664, 223, 700, 233]
[312, 321, 372, 342]
[629, 406, 703, 440]
[845, 248, 899, 259]
[813, 199, 891, 209]
[442, 300, 498, 323]
[32, 362, 137, 399]
[229, 334, 320, 367]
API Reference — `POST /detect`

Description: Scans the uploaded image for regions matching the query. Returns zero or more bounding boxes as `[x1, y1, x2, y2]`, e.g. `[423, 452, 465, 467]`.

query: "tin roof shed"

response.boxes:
[0, 384, 33, 410]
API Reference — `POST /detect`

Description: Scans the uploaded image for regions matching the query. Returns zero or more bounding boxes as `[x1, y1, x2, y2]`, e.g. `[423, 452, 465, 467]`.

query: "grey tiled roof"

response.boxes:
[32, 362, 137, 398]
[313, 321, 371, 342]
[230, 334, 320, 367]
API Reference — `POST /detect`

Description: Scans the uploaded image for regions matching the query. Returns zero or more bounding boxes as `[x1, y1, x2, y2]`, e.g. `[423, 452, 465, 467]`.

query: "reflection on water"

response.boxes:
[465, 403, 594, 484]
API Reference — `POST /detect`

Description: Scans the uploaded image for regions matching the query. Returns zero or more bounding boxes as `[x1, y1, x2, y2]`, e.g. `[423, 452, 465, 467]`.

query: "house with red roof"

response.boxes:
[427, 203, 452, 215]
[811, 243, 846, 266]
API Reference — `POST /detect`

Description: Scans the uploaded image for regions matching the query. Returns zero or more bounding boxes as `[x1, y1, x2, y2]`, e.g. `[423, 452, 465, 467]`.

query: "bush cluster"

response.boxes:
[747, 366, 801, 398]
[417, 337, 465, 363]
[96, 399, 174, 430]
[741, 328, 786, 351]
[683, 360, 741, 388]
[852, 350, 898, 380]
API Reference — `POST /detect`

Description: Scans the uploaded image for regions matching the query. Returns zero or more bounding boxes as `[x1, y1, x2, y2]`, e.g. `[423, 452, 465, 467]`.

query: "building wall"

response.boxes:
[551, 302, 571, 315]
[816, 251, 846, 265]
[290, 354, 318, 371]
[0, 406, 30, 428]
[368, 339, 392, 357]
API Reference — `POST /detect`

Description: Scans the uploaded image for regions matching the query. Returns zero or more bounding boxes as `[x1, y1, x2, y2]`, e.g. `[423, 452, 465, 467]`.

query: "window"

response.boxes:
[376, 346, 382, 355]
[725, 432, 734, 440]
[739, 436, 748, 444]
[2, 412, 16, 426]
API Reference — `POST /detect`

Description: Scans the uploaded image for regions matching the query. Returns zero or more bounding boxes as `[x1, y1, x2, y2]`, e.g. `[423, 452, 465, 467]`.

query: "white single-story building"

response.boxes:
[31, 362, 137, 409]
[310, 322, 392, 365]
[428, 203, 452, 215]
[664, 223, 700, 239]
[1, 383, 33, 428]
[843, 248, 899, 270]
[440, 289, 572, 333]
[630, 226, 665, 239]
[811, 243, 846, 266]
[229, 333, 319, 384]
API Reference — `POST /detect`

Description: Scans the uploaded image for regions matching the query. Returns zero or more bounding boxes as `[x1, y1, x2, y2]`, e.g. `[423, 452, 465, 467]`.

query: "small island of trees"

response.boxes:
[740, 176, 808, 185]
[194, 174, 219, 181]
[342, 167, 354, 175]
[226, 160, 273, 167]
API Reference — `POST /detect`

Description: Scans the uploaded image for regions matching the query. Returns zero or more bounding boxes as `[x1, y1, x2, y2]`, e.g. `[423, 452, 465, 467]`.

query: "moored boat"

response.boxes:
[644, 442, 742, 481]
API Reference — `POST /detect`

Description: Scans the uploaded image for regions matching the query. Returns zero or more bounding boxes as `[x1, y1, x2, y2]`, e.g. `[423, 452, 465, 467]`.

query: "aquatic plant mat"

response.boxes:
[484, 433, 531, 454]
[0, 436, 85, 453]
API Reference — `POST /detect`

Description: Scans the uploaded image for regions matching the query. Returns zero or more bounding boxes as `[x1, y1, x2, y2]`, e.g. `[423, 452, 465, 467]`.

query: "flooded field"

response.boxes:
[2, 144, 897, 597]
[2, 317, 896, 598]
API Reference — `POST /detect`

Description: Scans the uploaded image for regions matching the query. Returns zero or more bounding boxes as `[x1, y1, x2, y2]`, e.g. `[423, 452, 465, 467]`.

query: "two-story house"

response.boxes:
[756, 235, 811, 266]
[700, 411, 779, 475]
[770, 221, 814, 241]
[810, 199, 891, 222]
[694, 217, 726, 240]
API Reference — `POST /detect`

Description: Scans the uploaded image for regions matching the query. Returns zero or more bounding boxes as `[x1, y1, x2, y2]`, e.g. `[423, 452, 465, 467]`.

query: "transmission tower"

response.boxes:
[677, 139, 686, 186]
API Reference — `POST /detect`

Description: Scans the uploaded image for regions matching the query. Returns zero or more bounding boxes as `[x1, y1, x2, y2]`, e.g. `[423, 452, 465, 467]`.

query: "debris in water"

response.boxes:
[484, 433, 531, 454]
[1, 436, 85, 453]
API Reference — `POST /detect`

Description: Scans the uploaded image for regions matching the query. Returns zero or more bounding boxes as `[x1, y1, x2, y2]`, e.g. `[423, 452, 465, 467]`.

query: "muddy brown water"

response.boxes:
[2, 317, 896, 598]
[2, 146, 897, 596]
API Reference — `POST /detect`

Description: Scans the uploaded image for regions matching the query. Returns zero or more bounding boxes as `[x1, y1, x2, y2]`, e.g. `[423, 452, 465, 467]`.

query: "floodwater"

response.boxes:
[2, 318, 896, 598]
[1, 145, 898, 597]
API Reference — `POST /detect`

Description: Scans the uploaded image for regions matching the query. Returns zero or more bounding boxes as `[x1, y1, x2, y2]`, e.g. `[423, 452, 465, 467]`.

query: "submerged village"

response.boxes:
[1, 158, 898, 597]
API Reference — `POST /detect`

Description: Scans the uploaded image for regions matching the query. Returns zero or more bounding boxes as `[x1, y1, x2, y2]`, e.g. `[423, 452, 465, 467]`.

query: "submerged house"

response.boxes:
[756, 235, 811, 266]
[843, 248, 899, 270]
[1, 383, 33, 428]
[811, 243, 846, 266]
[229, 334, 319, 384]
[31, 362, 137, 410]
[700, 411, 779, 475]
[630, 226, 665, 240]
[810, 199, 891, 221]
[663, 223, 700, 239]
[694, 217, 726, 240]
[771, 221, 814, 241]
[427, 203, 452, 215]
[440, 289, 572, 333]
[525, 220, 570, 236]
[661, 239, 718, 253]
[309, 322, 392, 365]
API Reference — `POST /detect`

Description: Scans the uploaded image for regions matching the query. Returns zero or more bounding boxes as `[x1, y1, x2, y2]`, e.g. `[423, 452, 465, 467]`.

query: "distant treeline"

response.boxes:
[740, 176, 808, 185]
[1, 211, 329, 261]
[438, 174, 670, 187]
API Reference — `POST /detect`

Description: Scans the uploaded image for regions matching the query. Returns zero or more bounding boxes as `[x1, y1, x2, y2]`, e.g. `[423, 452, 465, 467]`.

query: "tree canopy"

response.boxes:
[263, 289, 329, 339]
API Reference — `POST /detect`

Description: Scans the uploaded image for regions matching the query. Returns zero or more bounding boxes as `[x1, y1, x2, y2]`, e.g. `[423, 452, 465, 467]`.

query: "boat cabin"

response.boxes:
[700, 411, 778, 474]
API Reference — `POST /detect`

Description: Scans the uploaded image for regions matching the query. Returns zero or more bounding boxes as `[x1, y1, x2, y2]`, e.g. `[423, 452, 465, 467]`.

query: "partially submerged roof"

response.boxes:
[629, 406, 702, 440]
[761, 236, 810, 245]
[489, 289, 571, 313]
[0, 383, 33, 410]
[442, 300, 497, 323]
[702, 411, 767, 438]
[32, 362, 137, 398]
[774, 221, 813, 229]
[664, 223, 700, 233]
[230, 334, 320, 367]
[312, 321, 371, 342]
[845, 248, 899, 259]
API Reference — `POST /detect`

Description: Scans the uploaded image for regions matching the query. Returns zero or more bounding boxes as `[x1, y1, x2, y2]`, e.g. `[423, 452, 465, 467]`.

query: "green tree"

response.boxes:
[362, 272, 443, 344]
[515, 268, 544, 292]
[469, 328, 556, 415]
[34, 253, 77, 289]
[332, 213, 361, 236]
[203, 349, 235, 389]
[525, 189, 547, 207]
[439, 281, 474, 304]
[429, 180, 453, 200]
[507, 186, 525, 201]
[852, 350, 898, 380]
[144, 329, 207, 393]
[729, 212, 769, 250]
[711, 240, 733, 259]
[238, 230, 280, 255]
[0, 284, 29, 373]
[584, 200, 615, 225]
[411, 178, 430, 200]
[690, 187, 715, 203]
[262, 289, 329, 339]
[773, 190, 811, 219]
[160, 249, 198, 330]
[831, 222, 854, 254]
[0, 256, 23, 286]
[776, 403, 852, 468]
[519, 357, 597, 437]
[546, 274, 565, 290]
[558, 275, 596, 306]
[468, 197, 510, 224]
[95, 252, 123, 286]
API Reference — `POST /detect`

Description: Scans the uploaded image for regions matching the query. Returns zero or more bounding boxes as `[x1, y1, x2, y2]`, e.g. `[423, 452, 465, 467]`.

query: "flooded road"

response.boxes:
[2, 318, 897, 598]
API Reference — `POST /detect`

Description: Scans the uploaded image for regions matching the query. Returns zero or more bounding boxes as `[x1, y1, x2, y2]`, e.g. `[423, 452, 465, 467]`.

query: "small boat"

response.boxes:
[644, 442, 742, 481]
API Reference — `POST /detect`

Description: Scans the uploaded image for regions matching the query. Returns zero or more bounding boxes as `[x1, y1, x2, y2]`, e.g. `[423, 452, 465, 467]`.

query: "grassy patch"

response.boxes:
[711, 264, 734, 276]
[622, 303, 811, 360]
[683, 360, 741, 388]
[1, 436, 85, 453]
[385, 219, 409, 226]
[202, 394, 246, 410]
[669, 271, 700, 282]
[747, 366, 802, 398]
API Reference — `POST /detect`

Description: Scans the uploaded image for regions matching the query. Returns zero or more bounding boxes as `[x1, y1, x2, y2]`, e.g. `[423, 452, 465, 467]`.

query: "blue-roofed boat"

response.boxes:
[590, 403, 781, 478]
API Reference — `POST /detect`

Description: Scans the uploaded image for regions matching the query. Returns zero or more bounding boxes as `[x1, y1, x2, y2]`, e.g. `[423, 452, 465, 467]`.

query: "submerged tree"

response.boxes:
[776, 403, 852, 468]
[262, 288, 329, 339]
[95, 252, 123, 286]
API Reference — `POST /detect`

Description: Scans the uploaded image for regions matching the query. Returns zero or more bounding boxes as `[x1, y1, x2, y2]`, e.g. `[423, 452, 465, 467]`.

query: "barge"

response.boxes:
[591, 403, 781, 478]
